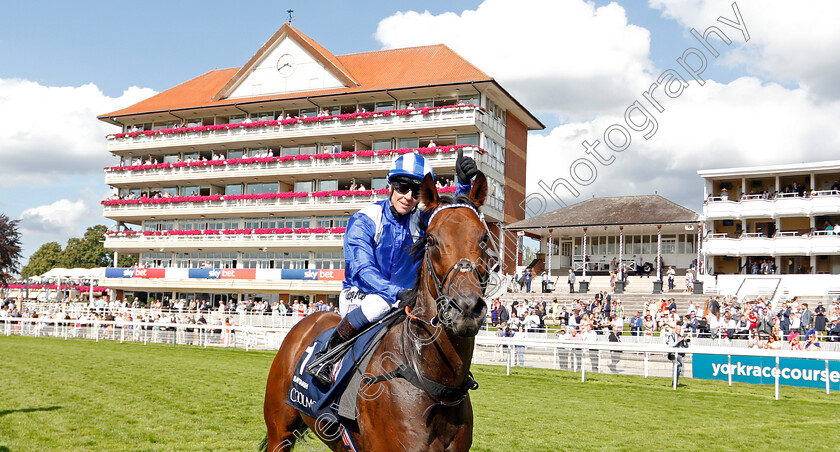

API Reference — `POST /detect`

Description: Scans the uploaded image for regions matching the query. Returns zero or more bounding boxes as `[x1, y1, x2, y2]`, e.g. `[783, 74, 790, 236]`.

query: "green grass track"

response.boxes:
[1, 336, 838, 451]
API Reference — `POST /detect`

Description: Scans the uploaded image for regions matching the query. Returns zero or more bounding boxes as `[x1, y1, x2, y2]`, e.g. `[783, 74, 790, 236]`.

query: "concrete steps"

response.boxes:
[499, 275, 706, 317]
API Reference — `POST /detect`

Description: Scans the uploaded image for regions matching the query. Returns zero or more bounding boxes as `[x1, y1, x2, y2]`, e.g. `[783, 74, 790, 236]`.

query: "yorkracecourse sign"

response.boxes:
[693, 354, 840, 390]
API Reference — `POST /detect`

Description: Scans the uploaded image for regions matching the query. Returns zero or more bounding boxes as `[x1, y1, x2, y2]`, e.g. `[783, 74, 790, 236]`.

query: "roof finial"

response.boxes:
[287, 9, 294, 24]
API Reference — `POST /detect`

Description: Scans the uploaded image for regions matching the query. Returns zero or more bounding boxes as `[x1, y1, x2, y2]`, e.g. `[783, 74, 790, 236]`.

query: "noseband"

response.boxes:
[423, 203, 493, 326]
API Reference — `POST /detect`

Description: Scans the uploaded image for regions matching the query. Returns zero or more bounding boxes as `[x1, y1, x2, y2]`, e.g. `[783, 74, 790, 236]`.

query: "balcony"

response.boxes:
[704, 233, 740, 255]
[810, 190, 840, 215]
[703, 199, 740, 220]
[809, 231, 840, 254]
[103, 191, 392, 221]
[106, 105, 485, 153]
[703, 191, 840, 219]
[104, 228, 344, 252]
[704, 231, 840, 256]
[773, 193, 810, 216]
[737, 195, 774, 218]
[738, 233, 774, 255]
[104, 145, 482, 186]
[102, 186, 504, 223]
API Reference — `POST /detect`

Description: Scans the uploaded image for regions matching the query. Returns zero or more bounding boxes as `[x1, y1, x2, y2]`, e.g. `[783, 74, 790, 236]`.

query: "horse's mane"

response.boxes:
[400, 194, 477, 310]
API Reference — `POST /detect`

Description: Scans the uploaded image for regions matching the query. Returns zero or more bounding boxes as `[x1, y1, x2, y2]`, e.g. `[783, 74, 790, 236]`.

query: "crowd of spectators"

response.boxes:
[484, 289, 840, 351]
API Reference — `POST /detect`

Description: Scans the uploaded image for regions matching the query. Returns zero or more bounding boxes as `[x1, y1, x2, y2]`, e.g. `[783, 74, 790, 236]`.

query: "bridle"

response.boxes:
[364, 202, 493, 414]
[422, 203, 496, 327]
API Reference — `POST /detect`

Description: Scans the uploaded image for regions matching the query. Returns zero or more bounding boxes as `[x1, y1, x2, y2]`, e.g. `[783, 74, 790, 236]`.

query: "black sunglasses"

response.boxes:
[393, 181, 420, 198]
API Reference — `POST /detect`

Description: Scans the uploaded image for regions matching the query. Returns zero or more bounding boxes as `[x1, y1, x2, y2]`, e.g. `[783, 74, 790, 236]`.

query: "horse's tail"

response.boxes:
[258, 434, 268, 452]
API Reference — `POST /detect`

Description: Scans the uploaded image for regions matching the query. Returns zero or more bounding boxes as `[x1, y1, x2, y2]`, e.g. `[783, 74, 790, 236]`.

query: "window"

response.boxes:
[246, 182, 278, 195]
[299, 108, 317, 117]
[294, 181, 313, 193]
[456, 133, 479, 146]
[281, 146, 299, 156]
[398, 137, 419, 149]
[139, 252, 171, 268]
[662, 237, 676, 254]
[458, 95, 479, 106]
[375, 101, 395, 111]
[314, 251, 344, 269]
[372, 139, 392, 151]
[253, 111, 274, 121]
[180, 186, 199, 196]
[229, 114, 245, 124]
[319, 179, 338, 191]
[300, 144, 317, 155]
[175, 252, 237, 269]
[372, 178, 388, 190]
[162, 187, 178, 197]
[225, 184, 243, 196]
[314, 216, 349, 228]
[163, 154, 179, 163]
[227, 149, 244, 159]
[143, 220, 175, 232]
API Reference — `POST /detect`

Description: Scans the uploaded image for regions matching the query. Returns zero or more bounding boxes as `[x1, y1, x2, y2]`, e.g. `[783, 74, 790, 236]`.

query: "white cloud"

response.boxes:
[649, 0, 840, 98]
[375, 0, 654, 119]
[0, 79, 156, 187]
[18, 199, 95, 236]
[526, 77, 840, 214]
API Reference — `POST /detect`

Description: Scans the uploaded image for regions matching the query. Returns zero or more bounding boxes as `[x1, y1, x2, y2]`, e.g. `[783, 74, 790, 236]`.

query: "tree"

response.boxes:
[21, 241, 63, 278]
[61, 225, 111, 268]
[118, 253, 139, 268]
[0, 214, 23, 286]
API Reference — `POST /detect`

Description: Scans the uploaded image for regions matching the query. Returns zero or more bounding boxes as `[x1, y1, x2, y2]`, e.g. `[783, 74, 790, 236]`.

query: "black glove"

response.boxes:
[396, 289, 413, 308]
[456, 149, 478, 185]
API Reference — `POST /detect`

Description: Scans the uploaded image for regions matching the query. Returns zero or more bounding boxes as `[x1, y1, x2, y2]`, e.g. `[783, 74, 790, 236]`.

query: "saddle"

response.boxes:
[285, 311, 399, 422]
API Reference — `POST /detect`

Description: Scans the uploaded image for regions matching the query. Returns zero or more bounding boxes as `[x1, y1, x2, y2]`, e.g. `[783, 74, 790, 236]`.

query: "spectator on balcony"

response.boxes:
[427, 139, 437, 148]
[720, 188, 729, 200]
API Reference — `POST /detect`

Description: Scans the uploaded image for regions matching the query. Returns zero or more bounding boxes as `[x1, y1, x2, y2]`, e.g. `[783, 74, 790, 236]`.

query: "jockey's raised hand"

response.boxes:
[456, 148, 478, 185]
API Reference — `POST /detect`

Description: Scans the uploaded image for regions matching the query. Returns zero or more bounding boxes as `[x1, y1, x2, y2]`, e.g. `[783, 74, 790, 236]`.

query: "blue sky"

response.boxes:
[2, 0, 839, 265]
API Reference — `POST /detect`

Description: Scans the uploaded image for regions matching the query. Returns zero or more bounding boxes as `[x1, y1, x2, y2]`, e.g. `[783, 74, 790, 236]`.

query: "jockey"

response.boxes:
[307, 150, 478, 384]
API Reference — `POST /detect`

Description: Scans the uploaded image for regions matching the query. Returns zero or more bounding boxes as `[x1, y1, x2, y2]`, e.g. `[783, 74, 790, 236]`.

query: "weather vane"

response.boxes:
[287, 9, 294, 24]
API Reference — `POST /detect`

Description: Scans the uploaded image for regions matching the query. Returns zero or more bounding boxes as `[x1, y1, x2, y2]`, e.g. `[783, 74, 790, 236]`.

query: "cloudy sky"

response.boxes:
[2, 0, 839, 263]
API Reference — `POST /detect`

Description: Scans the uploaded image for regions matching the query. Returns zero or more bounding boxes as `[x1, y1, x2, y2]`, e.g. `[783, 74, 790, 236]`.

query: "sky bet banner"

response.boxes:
[188, 268, 256, 279]
[693, 354, 840, 390]
[280, 269, 345, 281]
[105, 267, 166, 278]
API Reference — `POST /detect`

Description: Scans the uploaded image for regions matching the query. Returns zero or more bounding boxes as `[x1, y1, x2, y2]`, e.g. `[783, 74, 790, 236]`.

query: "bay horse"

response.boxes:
[262, 172, 492, 451]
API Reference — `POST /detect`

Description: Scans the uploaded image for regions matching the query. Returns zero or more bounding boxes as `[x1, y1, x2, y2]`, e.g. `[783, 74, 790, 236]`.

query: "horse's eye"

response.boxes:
[427, 235, 436, 247]
[481, 233, 490, 244]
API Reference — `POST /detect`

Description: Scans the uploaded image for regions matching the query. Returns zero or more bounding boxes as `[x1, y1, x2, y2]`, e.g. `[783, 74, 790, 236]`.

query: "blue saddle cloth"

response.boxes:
[286, 322, 387, 421]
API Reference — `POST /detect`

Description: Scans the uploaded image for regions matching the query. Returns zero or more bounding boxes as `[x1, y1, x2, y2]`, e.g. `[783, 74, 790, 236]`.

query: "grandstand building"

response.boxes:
[97, 24, 543, 306]
[699, 160, 840, 275]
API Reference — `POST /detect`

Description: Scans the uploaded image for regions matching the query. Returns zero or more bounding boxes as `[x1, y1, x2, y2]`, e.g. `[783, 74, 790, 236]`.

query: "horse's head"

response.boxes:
[417, 172, 492, 337]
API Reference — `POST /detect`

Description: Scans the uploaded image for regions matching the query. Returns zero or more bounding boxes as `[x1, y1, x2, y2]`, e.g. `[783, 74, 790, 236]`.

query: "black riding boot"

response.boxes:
[307, 317, 360, 385]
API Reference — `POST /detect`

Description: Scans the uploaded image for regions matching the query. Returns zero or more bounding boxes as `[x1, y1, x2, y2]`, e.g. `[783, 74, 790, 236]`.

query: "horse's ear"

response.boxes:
[419, 173, 439, 211]
[469, 172, 487, 208]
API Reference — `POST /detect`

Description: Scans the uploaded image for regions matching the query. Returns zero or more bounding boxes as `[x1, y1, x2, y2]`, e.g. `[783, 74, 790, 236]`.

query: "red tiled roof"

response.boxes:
[99, 25, 491, 119]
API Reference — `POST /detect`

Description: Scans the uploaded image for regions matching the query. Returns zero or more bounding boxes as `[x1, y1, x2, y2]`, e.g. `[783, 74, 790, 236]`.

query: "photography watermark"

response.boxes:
[481, 2, 752, 274]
